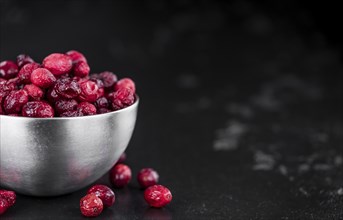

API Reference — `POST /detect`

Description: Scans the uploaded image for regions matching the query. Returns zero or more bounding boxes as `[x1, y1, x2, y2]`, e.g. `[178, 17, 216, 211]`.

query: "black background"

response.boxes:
[1, 0, 342, 219]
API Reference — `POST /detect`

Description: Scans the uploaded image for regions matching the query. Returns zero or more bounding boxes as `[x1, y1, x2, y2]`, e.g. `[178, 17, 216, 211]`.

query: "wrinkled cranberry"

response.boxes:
[17, 63, 40, 84]
[54, 78, 81, 99]
[97, 108, 111, 114]
[98, 71, 117, 90]
[24, 84, 44, 100]
[66, 50, 87, 64]
[87, 185, 115, 207]
[73, 61, 90, 77]
[79, 80, 98, 102]
[0, 190, 16, 207]
[115, 78, 136, 93]
[110, 164, 132, 188]
[46, 88, 61, 103]
[16, 54, 34, 68]
[3, 90, 29, 114]
[109, 88, 135, 110]
[22, 101, 54, 118]
[55, 99, 78, 115]
[0, 80, 16, 97]
[95, 97, 109, 109]
[137, 168, 159, 189]
[42, 53, 72, 75]
[80, 193, 103, 217]
[30, 68, 56, 88]
[0, 98, 4, 115]
[77, 102, 96, 116]
[60, 110, 83, 117]
[0, 61, 18, 79]
[0, 198, 9, 215]
[144, 185, 172, 208]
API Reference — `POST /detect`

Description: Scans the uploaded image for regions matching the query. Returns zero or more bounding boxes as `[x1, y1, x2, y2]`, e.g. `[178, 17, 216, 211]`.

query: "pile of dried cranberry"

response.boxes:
[0, 51, 136, 117]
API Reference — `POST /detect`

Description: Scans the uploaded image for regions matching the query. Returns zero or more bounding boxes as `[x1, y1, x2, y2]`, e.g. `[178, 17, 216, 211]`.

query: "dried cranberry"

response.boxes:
[87, 185, 115, 207]
[0, 198, 9, 215]
[22, 101, 54, 118]
[30, 68, 56, 88]
[17, 63, 40, 84]
[97, 108, 111, 114]
[54, 99, 78, 115]
[66, 50, 87, 64]
[60, 110, 83, 117]
[46, 88, 61, 103]
[54, 78, 81, 99]
[23, 84, 44, 100]
[115, 78, 136, 93]
[73, 62, 90, 77]
[144, 185, 172, 208]
[110, 164, 132, 188]
[79, 80, 98, 102]
[0, 80, 16, 97]
[137, 168, 159, 189]
[77, 102, 96, 116]
[16, 54, 34, 68]
[98, 71, 117, 90]
[3, 90, 29, 114]
[0, 61, 18, 79]
[109, 88, 135, 110]
[42, 53, 72, 75]
[80, 193, 103, 217]
[95, 97, 109, 109]
[0, 190, 16, 207]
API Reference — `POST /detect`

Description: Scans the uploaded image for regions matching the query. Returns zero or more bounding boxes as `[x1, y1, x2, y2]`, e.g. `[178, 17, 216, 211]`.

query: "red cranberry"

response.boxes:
[77, 102, 96, 116]
[115, 78, 136, 93]
[30, 68, 56, 88]
[98, 71, 117, 90]
[95, 97, 109, 109]
[0, 80, 16, 97]
[55, 99, 78, 115]
[16, 54, 34, 68]
[110, 164, 132, 188]
[97, 108, 111, 114]
[23, 84, 44, 100]
[80, 193, 103, 217]
[66, 50, 87, 63]
[46, 88, 61, 103]
[109, 88, 135, 110]
[0, 61, 18, 79]
[137, 168, 159, 189]
[0, 198, 9, 215]
[60, 110, 83, 117]
[22, 101, 54, 118]
[42, 53, 72, 75]
[79, 80, 98, 102]
[87, 185, 115, 207]
[144, 185, 172, 208]
[54, 78, 81, 99]
[73, 62, 90, 77]
[3, 90, 29, 114]
[0, 190, 16, 207]
[17, 63, 40, 84]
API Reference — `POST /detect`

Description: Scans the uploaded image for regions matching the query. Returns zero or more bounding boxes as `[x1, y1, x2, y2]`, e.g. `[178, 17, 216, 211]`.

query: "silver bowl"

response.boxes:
[0, 97, 139, 196]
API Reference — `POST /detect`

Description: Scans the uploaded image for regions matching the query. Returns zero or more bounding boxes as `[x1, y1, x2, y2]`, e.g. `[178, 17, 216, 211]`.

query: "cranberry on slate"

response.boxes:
[54, 78, 81, 99]
[22, 101, 54, 118]
[42, 53, 72, 75]
[98, 71, 117, 90]
[77, 102, 96, 116]
[24, 84, 44, 100]
[54, 99, 78, 115]
[109, 88, 135, 110]
[66, 50, 87, 64]
[0, 190, 16, 207]
[144, 185, 172, 208]
[80, 193, 103, 217]
[16, 54, 34, 68]
[116, 152, 126, 164]
[3, 90, 29, 114]
[87, 185, 115, 207]
[115, 78, 136, 93]
[73, 61, 90, 77]
[17, 63, 40, 84]
[0, 198, 9, 215]
[137, 168, 159, 189]
[110, 164, 132, 188]
[30, 68, 56, 88]
[0, 61, 18, 79]
[79, 80, 98, 102]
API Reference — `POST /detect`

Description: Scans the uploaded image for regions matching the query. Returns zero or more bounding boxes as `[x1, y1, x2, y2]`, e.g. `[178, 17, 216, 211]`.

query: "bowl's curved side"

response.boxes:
[0, 102, 138, 196]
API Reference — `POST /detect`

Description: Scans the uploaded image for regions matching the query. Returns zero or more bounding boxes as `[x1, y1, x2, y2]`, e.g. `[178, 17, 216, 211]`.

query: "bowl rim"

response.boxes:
[0, 95, 139, 121]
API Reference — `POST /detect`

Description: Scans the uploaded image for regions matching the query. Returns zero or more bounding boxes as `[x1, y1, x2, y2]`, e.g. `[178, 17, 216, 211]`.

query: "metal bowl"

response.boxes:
[0, 97, 139, 196]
